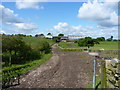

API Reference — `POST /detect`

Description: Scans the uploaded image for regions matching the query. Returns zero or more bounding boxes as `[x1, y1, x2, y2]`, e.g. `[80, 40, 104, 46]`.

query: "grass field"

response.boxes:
[58, 41, 119, 59]
[23, 37, 54, 48]
[58, 41, 119, 50]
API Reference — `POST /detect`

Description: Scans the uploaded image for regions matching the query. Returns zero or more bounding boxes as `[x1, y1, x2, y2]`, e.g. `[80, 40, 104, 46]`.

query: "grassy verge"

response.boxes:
[57, 45, 83, 52]
[2, 53, 52, 82]
[87, 76, 101, 88]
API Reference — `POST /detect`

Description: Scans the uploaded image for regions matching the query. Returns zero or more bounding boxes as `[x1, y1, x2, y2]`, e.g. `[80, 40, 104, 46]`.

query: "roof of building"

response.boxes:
[61, 36, 69, 40]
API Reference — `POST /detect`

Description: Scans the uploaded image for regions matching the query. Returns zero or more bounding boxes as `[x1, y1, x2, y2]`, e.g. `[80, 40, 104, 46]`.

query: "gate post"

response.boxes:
[100, 59, 107, 88]
[93, 57, 97, 89]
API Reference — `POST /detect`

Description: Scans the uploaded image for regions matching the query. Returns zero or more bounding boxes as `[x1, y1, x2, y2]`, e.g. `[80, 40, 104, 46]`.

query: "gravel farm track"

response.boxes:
[11, 44, 95, 88]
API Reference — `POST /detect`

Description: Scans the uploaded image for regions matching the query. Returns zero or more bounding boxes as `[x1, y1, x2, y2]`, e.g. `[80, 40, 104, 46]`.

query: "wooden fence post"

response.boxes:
[118, 63, 120, 88]
[100, 59, 107, 88]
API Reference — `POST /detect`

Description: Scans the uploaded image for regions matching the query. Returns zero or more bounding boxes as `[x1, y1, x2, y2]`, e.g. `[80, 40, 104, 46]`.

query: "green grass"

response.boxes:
[58, 41, 119, 59]
[87, 76, 101, 88]
[58, 42, 86, 49]
[58, 41, 119, 50]
[90, 41, 118, 50]
[23, 37, 54, 48]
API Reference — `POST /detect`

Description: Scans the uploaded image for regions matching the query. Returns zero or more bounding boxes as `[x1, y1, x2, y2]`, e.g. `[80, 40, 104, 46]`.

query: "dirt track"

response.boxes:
[12, 44, 94, 88]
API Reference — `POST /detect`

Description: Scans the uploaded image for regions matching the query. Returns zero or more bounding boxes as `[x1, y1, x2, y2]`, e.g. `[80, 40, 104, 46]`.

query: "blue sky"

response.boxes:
[0, 0, 119, 39]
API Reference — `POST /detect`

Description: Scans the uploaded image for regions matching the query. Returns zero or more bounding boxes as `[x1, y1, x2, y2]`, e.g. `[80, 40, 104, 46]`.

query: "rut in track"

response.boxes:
[12, 44, 94, 88]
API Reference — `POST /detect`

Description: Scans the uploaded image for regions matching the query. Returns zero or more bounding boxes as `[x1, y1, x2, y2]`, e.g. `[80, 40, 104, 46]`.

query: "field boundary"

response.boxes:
[57, 44, 120, 51]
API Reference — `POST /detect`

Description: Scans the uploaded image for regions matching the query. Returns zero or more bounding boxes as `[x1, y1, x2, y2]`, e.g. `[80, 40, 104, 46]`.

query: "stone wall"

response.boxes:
[105, 58, 120, 88]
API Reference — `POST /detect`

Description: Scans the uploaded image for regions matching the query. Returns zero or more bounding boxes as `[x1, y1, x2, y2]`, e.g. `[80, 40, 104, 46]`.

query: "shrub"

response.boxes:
[78, 37, 99, 48]
[34, 41, 51, 54]
[2, 35, 41, 65]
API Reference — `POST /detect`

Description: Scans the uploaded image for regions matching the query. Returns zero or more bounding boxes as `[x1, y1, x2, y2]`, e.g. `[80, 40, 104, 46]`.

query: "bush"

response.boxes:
[2, 35, 52, 66]
[52, 37, 61, 43]
[2, 35, 41, 65]
[34, 41, 51, 54]
[96, 37, 105, 41]
[78, 37, 99, 48]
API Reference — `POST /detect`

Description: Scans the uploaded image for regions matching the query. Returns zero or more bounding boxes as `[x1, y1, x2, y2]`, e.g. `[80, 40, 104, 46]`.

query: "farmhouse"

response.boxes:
[61, 36, 69, 42]
[61, 36, 69, 40]
[68, 35, 84, 40]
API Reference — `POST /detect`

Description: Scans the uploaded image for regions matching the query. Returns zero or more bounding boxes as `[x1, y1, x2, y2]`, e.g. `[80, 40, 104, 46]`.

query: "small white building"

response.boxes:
[45, 35, 53, 39]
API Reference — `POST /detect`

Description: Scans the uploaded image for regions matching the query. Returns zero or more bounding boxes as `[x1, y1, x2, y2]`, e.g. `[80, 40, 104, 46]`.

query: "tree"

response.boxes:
[97, 37, 105, 41]
[34, 41, 51, 54]
[15, 34, 26, 37]
[58, 34, 64, 37]
[2, 35, 32, 65]
[106, 38, 112, 41]
[52, 36, 61, 43]
[2, 36, 14, 65]
[47, 33, 52, 36]
[113, 39, 117, 41]
[35, 34, 44, 37]
[35, 34, 38, 37]
[106, 36, 113, 41]
[78, 37, 99, 48]
[111, 36, 113, 41]
[40, 34, 44, 36]
[93, 39, 100, 44]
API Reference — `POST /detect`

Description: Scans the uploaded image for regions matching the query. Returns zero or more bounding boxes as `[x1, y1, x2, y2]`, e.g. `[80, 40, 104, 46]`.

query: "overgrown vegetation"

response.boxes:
[2, 53, 52, 87]
[2, 34, 54, 87]
[2, 35, 52, 66]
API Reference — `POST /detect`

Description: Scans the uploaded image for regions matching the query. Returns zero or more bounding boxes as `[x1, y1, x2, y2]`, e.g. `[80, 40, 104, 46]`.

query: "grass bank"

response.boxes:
[23, 37, 54, 47]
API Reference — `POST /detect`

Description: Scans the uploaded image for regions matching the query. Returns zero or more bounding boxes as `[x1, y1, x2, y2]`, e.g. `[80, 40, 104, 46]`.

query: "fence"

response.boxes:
[2, 64, 30, 88]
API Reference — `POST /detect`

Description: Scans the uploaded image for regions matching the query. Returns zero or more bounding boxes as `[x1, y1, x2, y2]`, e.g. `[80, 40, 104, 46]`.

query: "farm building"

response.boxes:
[61, 36, 69, 42]
[45, 35, 53, 39]
[35, 34, 45, 38]
[68, 35, 84, 40]
[61, 36, 69, 40]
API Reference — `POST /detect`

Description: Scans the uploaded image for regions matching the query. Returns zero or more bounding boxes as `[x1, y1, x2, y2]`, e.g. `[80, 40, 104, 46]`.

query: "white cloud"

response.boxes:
[105, 0, 119, 2]
[0, 30, 6, 34]
[13, 23, 38, 30]
[52, 22, 82, 35]
[49, 22, 118, 39]
[0, 5, 39, 35]
[0, 5, 22, 25]
[16, 0, 44, 9]
[78, 0, 118, 27]
[54, 22, 69, 30]
[12, 23, 39, 34]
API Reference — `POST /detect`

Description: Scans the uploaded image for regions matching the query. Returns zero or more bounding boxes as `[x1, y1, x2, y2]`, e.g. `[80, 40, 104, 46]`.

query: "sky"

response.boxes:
[0, 0, 119, 39]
